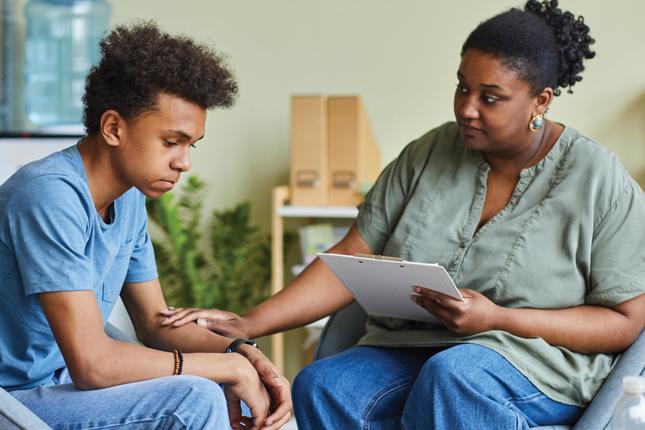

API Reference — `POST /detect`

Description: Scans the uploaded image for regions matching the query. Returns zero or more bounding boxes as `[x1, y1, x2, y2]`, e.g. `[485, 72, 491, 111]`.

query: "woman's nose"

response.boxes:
[457, 97, 480, 120]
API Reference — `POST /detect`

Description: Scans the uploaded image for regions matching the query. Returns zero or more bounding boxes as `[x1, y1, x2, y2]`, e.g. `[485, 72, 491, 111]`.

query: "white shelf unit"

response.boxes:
[270, 186, 357, 374]
[278, 205, 358, 218]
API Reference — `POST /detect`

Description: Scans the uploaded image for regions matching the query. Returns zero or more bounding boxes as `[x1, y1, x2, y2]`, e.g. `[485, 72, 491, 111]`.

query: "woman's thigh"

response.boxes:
[11, 374, 229, 429]
[402, 344, 583, 430]
[293, 346, 438, 430]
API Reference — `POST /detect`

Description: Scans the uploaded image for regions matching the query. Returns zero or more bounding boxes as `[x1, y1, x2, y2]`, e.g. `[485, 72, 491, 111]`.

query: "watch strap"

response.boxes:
[225, 338, 257, 353]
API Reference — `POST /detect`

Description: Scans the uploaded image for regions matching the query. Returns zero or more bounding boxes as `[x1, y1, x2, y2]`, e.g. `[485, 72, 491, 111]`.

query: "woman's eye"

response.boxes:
[456, 83, 468, 94]
[482, 95, 498, 104]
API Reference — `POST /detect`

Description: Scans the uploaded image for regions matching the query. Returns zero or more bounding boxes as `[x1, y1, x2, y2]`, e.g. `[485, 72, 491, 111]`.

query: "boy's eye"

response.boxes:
[189, 143, 197, 149]
[163, 140, 178, 146]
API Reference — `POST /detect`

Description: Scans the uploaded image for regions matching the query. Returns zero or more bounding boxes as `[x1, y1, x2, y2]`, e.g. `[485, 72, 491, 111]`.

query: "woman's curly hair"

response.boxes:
[461, 0, 595, 96]
[83, 22, 238, 133]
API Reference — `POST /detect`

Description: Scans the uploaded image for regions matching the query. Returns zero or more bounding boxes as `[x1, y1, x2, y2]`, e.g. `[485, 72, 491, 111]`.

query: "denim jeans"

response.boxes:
[9, 368, 229, 429]
[293, 344, 584, 430]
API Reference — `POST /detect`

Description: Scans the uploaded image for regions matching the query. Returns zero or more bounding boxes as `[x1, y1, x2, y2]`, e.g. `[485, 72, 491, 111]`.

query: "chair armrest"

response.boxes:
[0, 387, 51, 430]
[314, 301, 367, 360]
[104, 321, 138, 343]
[572, 329, 645, 430]
[0, 314, 137, 430]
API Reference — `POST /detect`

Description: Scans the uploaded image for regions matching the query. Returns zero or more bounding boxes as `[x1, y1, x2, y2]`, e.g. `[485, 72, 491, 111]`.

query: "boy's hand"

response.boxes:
[159, 307, 292, 428]
[237, 343, 292, 430]
[224, 353, 271, 430]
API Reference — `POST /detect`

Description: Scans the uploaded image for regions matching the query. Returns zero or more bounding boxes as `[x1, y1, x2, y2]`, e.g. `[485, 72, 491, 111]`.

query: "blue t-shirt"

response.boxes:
[0, 145, 158, 390]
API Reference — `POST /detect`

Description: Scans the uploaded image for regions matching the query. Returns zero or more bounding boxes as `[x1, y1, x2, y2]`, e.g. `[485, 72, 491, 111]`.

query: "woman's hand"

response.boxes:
[412, 287, 501, 336]
[237, 344, 292, 429]
[223, 354, 271, 430]
[160, 307, 251, 338]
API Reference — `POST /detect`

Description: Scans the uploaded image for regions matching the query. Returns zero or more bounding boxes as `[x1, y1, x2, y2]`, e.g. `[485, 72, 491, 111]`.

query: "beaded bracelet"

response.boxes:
[172, 350, 184, 376]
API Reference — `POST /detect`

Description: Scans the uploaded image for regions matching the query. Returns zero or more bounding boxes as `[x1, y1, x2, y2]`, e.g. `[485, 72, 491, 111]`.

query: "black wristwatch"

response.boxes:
[225, 338, 257, 353]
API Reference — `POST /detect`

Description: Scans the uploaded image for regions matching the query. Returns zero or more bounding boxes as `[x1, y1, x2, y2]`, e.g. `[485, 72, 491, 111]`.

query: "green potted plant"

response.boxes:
[146, 176, 271, 314]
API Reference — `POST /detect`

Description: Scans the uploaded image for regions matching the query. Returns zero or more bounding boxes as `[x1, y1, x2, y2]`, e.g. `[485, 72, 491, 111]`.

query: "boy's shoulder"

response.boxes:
[0, 146, 86, 201]
[0, 147, 93, 226]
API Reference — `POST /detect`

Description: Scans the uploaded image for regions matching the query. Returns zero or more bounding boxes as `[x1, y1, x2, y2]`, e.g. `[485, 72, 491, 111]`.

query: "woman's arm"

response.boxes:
[497, 294, 644, 353]
[414, 288, 645, 354]
[161, 222, 373, 339]
[245, 223, 373, 337]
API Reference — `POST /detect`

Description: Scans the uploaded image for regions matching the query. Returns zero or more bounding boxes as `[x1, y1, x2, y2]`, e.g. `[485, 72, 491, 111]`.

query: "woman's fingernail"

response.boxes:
[273, 377, 282, 385]
[197, 319, 207, 327]
[413, 287, 421, 293]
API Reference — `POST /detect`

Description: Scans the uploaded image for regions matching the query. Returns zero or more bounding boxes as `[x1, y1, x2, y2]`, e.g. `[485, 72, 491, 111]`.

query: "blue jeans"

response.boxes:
[293, 344, 584, 430]
[10, 368, 229, 429]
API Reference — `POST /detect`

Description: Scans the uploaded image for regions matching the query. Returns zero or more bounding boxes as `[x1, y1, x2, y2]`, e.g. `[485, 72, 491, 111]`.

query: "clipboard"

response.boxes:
[318, 252, 463, 323]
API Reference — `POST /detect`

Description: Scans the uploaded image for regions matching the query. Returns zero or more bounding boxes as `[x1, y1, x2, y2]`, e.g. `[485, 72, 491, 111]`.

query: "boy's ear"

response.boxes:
[99, 110, 125, 148]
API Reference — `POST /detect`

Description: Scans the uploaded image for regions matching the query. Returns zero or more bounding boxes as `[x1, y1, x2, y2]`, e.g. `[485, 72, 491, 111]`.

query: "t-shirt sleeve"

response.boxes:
[356, 137, 430, 254]
[5, 176, 94, 295]
[585, 179, 645, 306]
[124, 194, 158, 283]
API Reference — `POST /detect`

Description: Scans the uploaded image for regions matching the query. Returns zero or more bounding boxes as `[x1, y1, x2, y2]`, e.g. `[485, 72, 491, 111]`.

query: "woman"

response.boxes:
[162, 1, 645, 428]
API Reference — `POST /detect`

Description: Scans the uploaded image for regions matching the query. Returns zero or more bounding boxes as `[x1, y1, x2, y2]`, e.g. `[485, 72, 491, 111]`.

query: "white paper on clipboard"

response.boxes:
[318, 253, 463, 323]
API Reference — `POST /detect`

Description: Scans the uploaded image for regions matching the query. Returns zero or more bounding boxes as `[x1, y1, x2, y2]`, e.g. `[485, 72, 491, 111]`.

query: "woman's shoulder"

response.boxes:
[563, 127, 632, 182]
[399, 121, 462, 163]
[560, 126, 641, 217]
[413, 121, 460, 147]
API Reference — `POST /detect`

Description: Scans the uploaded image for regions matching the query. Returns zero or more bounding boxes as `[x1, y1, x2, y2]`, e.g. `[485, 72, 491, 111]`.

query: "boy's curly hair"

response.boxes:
[83, 22, 237, 133]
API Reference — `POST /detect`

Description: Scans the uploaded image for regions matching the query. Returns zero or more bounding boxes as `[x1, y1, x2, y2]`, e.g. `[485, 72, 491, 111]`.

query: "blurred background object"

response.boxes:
[1, 0, 643, 383]
[23, 0, 109, 132]
[297, 223, 346, 268]
[1, 0, 14, 130]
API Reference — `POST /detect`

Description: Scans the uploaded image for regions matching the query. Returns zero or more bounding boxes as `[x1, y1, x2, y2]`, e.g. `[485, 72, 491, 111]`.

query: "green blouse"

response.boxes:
[355, 121, 645, 406]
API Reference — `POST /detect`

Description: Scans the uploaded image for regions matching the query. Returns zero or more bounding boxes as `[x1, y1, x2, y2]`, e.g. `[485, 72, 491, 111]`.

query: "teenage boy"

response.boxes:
[0, 22, 291, 430]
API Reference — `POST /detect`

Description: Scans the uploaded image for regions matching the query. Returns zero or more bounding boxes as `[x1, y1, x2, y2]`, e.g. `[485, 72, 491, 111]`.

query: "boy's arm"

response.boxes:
[120, 279, 291, 424]
[38, 290, 254, 388]
[121, 279, 231, 352]
[39, 290, 291, 429]
[120, 279, 235, 352]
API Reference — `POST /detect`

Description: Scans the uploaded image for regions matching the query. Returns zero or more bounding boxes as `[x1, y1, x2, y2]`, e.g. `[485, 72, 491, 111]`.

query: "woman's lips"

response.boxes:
[459, 123, 484, 133]
[459, 123, 485, 139]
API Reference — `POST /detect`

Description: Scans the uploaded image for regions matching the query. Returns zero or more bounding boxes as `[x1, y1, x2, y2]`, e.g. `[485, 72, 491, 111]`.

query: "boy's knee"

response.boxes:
[177, 375, 225, 405]
[167, 376, 227, 429]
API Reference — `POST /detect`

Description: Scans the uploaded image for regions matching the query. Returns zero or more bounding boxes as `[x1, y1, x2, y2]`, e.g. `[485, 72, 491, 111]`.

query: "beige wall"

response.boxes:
[9, 0, 645, 379]
[10, 0, 644, 224]
[108, 0, 643, 380]
[104, 0, 645, 226]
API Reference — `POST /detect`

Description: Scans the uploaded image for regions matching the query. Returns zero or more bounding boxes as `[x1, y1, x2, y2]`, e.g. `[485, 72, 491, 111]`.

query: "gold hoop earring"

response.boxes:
[529, 113, 544, 132]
